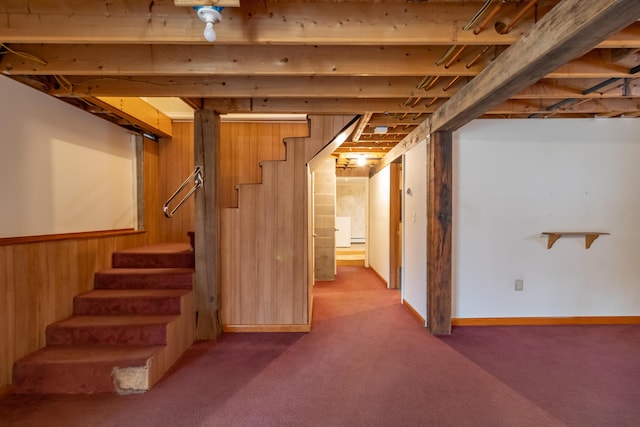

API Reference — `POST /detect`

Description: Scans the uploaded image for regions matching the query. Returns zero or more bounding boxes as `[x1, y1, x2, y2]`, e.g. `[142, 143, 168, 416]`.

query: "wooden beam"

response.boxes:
[174, 0, 240, 7]
[430, 0, 640, 132]
[0, 2, 533, 45]
[199, 96, 640, 114]
[1, 1, 637, 48]
[46, 76, 430, 98]
[490, 98, 640, 115]
[0, 44, 633, 81]
[427, 131, 452, 336]
[3, 43, 635, 80]
[193, 109, 222, 339]
[91, 97, 172, 137]
[352, 113, 372, 142]
[370, 120, 429, 177]
[73, 95, 640, 117]
[389, 163, 400, 290]
[339, 141, 396, 149]
[44, 75, 640, 99]
[0, 44, 489, 77]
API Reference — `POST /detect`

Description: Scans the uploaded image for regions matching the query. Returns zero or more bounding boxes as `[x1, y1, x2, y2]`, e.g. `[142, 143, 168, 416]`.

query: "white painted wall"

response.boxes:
[368, 166, 390, 284]
[402, 141, 428, 321]
[0, 75, 136, 238]
[453, 118, 640, 318]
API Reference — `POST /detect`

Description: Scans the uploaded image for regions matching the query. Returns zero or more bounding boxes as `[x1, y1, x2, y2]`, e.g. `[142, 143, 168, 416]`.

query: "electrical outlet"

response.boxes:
[515, 279, 524, 291]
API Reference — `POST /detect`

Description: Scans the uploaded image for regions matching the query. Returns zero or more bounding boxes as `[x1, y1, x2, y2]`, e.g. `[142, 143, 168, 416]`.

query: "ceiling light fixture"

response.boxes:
[356, 155, 367, 167]
[195, 6, 223, 42]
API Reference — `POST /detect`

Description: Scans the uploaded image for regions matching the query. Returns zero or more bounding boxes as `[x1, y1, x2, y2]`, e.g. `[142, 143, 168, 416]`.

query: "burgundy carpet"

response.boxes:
[1, 266, 638, 426]
[12, 243, 195, 394]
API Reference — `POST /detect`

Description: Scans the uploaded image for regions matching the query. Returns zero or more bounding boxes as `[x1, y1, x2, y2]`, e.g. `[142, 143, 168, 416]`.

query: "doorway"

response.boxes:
[335, 176, 368, 267]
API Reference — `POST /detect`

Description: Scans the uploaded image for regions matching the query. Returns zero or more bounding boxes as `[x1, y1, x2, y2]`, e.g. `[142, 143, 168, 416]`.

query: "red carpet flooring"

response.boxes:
[1, 265, 639, 426]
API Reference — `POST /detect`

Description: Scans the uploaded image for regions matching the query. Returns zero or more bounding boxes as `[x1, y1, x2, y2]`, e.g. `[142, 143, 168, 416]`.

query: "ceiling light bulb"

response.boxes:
[203, 21, 217, 42]
[357, 155, 367, 167]
[196, 7, 222, 43]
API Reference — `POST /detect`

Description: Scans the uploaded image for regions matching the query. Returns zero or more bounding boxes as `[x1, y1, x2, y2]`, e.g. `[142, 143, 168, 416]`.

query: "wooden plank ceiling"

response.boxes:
[1, 0, 639, 169]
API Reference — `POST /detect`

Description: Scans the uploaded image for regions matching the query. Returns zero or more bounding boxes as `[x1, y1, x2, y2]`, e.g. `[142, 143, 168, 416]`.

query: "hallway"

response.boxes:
[1, 267, 638, 426]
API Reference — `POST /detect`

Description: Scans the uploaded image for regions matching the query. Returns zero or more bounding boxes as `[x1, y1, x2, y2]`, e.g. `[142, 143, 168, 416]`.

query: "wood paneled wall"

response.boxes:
[158, 121, 196, 243]
[222, 137, 309, 327]
[220, 116, 354, 331]
[220, 122, 309, 208]
[0, 138, 169, 391]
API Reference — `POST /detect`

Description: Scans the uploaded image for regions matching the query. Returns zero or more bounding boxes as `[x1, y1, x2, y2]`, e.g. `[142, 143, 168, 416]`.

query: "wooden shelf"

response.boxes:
[541, 232, 609, 249]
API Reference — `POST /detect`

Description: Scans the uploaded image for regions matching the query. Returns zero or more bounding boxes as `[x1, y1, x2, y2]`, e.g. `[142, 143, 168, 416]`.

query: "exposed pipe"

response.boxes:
[474, 0, 506, 35]
[582, 78, 621, 95]
[435, 45, 458, 66]
[444, 46, 468, 69]
[423, 75, 441, 91]
[466, 45, 491, 68]
[416, 75, 434, 90]
[499, 0, 537, 34]
[463, 0, 495, 31]
[545, 98, 578, 111]
[582, 64, 639, 95]
[443, 76, 461, 91]
[426, 97, 439, 107]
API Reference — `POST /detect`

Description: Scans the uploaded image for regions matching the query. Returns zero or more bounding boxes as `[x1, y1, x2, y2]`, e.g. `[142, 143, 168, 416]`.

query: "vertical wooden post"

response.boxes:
[388, 162, 400, 289]
[194, 109, 222, 339]
[134, 134, 145, 232]
[427, 130, 452, 335]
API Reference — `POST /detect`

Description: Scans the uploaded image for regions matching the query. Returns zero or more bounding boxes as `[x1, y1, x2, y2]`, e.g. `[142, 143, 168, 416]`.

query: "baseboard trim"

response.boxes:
[451, 316, 640, 326]
[336, 259, 365, 266]
[0, 385, 15, 401]
[402, 299, 426, 325]
[369, 266, 388, 287]
[308, 294, 315, 325]
[223, 324, 312, 333]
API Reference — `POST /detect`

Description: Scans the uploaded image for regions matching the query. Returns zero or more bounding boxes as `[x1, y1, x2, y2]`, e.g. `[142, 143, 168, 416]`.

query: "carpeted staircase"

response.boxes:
[12, 243, 196, 394]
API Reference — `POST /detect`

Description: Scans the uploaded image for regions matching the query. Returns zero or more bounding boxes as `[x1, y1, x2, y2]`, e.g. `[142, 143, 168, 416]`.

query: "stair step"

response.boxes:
[12, 241, 197, 395]
[46, 315, 178, 346]
[74, 289, 190, 315]
[13, 345, 162, 394]
[94, 268, 194, 290]
[112, 243, 194, 268]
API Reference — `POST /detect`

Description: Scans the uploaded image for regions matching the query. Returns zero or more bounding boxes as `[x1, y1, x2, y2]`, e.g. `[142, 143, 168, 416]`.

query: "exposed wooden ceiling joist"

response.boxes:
[2, 45, 636, 78]
[179, 96, 640, 115]
[41, 76, 640, 99]
[430, 0, 640, 132]
[0, 1, 552, 45]
[1, 0, 639, 169]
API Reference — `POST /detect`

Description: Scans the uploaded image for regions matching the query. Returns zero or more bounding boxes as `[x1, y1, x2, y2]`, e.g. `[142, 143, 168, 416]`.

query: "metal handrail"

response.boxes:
[163, 166, 203, 218]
